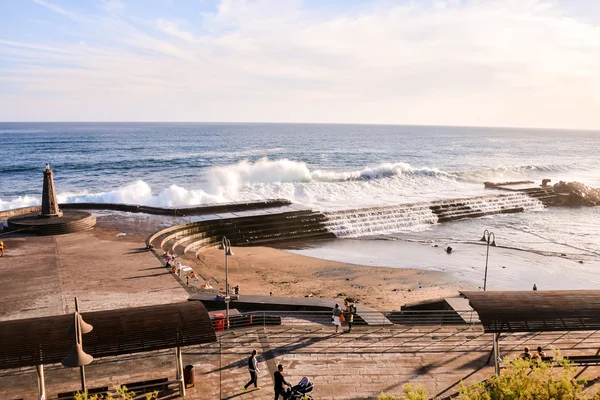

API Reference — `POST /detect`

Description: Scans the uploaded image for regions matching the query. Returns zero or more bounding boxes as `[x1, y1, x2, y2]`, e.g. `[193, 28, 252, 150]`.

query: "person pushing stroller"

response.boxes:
[274, 364, 291, 400]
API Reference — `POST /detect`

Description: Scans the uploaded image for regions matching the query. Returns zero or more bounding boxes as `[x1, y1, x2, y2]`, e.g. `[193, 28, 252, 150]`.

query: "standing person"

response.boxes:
[344, 301, 355, 333]
[273, 364, 291, 400]
[243, 350, 260, 392]
[332, 303, 342, 333]
[0, 240, 4, 257]
[533, 284, 538, 291]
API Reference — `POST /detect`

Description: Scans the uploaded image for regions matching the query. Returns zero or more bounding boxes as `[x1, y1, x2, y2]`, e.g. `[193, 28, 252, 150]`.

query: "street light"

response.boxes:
[62, 297, 93, 392]
[219, 237, 234, 326]
[480, 230, 497, 291]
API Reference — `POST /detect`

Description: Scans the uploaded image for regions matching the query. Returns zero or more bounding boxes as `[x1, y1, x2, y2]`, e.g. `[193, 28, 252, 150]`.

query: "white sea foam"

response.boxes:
[0, 195, 40, 211]
[56, 181, 225, 208]
[2, 158, 598, 212]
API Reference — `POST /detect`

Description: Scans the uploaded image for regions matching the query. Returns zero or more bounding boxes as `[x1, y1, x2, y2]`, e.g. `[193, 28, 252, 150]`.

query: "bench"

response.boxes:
[57, 378, 179, 399]
[124, 377, 177, 393]
[563, 355, 600, 366]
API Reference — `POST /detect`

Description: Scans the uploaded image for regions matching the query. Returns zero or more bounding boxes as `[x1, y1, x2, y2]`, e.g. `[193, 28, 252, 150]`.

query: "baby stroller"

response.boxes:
[285, 377, 314, 399]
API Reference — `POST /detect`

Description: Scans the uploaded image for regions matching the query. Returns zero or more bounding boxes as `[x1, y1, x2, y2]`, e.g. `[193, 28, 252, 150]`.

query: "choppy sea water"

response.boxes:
[1, 122, 599, 272]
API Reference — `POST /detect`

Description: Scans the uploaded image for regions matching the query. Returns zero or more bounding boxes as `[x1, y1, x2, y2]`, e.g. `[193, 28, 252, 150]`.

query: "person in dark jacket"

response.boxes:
[273, 364, 290, 400]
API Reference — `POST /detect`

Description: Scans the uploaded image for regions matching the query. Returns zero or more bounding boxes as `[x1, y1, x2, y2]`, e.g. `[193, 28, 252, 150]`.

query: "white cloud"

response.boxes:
[101, 0, 125, 14]
[2, 0, 600, 129]
[32, 0, 82, 21]
[155, 19, 195, 42]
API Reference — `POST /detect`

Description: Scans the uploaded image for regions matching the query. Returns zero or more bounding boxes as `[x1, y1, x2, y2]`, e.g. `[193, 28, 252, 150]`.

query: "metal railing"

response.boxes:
[211, 309, 480, 332]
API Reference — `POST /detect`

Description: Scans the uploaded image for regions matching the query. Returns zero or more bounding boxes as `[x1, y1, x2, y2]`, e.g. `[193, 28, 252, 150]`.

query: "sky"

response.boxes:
[0, 0, 599, 129]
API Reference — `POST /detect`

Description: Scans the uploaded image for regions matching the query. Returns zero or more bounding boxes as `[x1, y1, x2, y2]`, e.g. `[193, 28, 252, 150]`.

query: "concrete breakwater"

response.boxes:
[3, 192, 546, 247]
[147, 192, 546, 256]
[321, 192, 544, 238]
[1, 185, 588, 253]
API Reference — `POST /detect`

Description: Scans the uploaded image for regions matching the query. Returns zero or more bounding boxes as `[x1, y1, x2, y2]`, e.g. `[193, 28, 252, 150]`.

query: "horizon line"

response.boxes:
[1, 121, 599, 133]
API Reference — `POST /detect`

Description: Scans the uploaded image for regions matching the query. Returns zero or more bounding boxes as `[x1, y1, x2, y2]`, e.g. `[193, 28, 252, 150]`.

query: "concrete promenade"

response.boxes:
[2, 223, 600, 399]
[2, 324, 600, 399]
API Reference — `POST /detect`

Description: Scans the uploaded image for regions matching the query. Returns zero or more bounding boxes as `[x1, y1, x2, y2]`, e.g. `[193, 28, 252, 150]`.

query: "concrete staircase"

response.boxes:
[517, 187, 558, 206]
[431, 193, 543, 223]
[323, 193, 545, 238]
[148, 207, 335, 258]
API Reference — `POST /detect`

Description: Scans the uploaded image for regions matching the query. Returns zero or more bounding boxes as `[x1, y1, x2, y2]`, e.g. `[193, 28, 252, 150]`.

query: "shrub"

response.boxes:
[74, 385, 158, 400]
[378, 384, 428, 400]
[458, 356, 594, 400]
[377, 355, 600, 400]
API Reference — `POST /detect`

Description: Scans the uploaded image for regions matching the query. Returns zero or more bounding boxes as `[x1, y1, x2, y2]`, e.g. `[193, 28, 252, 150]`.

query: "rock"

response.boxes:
[337, 293, 346, 297]
[552, 181, 600, 206]
[579, 260, 584, 264]
[561, 254, 567, 257]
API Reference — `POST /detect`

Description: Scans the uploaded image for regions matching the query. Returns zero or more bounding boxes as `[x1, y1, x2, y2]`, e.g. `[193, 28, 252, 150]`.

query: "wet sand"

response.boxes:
[288, 238, 600, 291]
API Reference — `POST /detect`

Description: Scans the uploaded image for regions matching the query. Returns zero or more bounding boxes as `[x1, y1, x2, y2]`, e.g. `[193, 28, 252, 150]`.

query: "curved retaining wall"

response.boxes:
[7, 214, 97, 235]
[148, 209, 335, 258]
[146, 193, 550, 257]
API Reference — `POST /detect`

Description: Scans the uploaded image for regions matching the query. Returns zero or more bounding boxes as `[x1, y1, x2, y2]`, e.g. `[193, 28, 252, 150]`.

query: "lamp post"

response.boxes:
[62, 297, 93, 392]
[480, 230, 497, 291]
[219, 237, 234, 325]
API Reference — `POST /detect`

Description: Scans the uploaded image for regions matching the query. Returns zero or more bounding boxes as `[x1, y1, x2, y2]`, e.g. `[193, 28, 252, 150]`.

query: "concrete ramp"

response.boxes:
[444, 297, 480, 324]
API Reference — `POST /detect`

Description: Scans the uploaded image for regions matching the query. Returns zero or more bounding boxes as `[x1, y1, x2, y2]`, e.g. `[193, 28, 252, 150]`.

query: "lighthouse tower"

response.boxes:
[40, 163, 63, 217]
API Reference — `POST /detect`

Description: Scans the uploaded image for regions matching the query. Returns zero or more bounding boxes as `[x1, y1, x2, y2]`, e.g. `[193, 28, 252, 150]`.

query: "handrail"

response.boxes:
[210, 309, 480, 331]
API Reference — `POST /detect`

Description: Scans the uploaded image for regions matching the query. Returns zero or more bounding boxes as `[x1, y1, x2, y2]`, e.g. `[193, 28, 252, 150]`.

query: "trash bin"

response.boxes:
[183, 364, 195, 387]
[213, 313, 225, 331]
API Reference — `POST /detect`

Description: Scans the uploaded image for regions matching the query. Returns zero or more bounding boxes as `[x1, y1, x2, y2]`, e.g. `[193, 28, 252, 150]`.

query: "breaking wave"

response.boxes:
[1, 158, 598, 212]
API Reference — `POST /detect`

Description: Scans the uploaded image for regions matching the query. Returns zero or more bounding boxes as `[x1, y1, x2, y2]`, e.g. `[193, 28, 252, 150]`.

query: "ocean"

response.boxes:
[1, 122, 599, 288]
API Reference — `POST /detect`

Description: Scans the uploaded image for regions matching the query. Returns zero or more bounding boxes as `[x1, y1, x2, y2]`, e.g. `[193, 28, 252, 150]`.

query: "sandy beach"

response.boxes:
[194, 245, 465, 309]
[95, 212, 466, 309]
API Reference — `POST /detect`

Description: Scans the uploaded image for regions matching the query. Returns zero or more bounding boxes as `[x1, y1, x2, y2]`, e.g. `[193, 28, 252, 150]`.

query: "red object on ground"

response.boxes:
[213, 313, 225, 331]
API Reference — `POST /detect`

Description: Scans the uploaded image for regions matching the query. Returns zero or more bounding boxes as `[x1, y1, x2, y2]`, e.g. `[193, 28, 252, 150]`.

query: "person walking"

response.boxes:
[243, 349, 260, 392]
[0, 240, 4, 257]
[273, 364, 291, 400]
[332, 303, 342, 333]
[344, 300, 355, 333]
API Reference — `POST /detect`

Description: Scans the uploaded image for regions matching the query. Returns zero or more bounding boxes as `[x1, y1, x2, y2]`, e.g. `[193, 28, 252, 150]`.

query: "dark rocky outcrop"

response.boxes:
[552, 181, 600, 206]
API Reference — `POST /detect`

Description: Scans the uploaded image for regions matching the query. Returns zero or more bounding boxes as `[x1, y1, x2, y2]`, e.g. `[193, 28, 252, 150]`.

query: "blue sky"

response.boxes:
[0, 0, 599, 129]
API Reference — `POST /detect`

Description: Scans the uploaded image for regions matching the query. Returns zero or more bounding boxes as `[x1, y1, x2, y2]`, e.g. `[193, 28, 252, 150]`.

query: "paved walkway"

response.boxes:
[2, 325, 600, 399]
[0, 230, 187, 320]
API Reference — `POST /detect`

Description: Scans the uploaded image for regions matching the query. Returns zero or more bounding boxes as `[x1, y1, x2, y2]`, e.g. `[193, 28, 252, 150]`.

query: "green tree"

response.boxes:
[74, 385, 158, 400]
[378, 384, 428, 400]
[458, 357, 595, 400]
[378, 355, 600, 400]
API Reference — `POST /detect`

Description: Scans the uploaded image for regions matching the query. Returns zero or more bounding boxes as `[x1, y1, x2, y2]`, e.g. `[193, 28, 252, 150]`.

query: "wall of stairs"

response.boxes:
[148, 209, 335, 258]
[150, 192, 547, 256]
[323, 193, 545, 238]
[516, 187, 558, 206]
